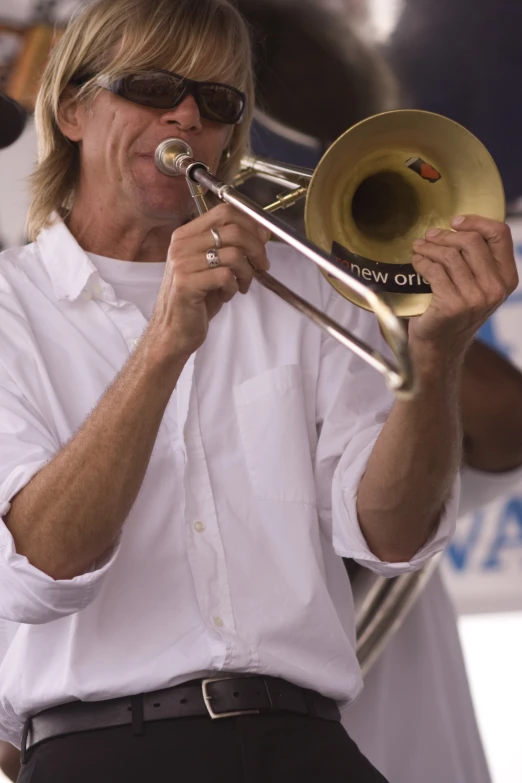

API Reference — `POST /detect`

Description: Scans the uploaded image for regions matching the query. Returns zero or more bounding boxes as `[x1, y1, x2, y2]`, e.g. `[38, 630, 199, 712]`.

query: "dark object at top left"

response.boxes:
[0, 92, 27, 149]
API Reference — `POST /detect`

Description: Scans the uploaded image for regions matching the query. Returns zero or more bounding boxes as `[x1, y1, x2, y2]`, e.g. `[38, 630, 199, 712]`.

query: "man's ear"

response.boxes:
[56, 88, 85, 142]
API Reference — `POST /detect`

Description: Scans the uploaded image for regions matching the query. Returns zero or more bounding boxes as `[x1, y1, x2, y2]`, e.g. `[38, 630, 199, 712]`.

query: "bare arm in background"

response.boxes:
[0, 741, 20, 782]
[461, 340, 522, 471]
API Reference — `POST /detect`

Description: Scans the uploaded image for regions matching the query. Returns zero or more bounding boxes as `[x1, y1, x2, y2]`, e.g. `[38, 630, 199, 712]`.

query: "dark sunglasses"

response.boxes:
[70, 69, 246, 125]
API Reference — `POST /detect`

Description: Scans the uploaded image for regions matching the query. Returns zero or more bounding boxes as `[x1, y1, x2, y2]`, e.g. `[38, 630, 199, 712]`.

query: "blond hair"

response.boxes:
[27, 0, 254, 240]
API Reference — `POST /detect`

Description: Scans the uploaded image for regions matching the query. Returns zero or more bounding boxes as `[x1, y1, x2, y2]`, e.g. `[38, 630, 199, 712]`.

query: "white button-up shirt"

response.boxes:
[0, 218, 458, 747]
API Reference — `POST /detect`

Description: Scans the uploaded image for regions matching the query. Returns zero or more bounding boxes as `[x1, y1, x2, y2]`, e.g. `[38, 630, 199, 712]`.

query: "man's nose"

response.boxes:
[160, 94, 202, 132]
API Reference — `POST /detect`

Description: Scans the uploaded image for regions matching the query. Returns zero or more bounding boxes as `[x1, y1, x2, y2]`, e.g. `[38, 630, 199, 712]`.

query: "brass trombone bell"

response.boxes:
[241, 110, 506, 318]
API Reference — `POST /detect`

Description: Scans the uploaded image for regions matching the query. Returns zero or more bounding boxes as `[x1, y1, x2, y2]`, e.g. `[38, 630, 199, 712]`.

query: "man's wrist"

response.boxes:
[408, 336, 467, 388]
[137, 330, 192, 384]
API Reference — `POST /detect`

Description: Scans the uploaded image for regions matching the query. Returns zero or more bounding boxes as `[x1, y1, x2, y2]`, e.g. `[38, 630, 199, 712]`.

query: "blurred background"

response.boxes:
[0, 1, 521, 781]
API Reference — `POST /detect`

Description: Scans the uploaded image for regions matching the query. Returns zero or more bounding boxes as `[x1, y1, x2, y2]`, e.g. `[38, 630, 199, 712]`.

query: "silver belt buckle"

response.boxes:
[201, 676, 260, 720]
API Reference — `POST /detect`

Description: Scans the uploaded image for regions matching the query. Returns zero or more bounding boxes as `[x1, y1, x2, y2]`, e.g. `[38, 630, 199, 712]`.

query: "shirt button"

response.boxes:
[132, 337, 141, 348]
[93, 282, 103, 298]
[194, 521, 205, 533]
[81, 289, 92, 300]
[213, 616, 224, 628]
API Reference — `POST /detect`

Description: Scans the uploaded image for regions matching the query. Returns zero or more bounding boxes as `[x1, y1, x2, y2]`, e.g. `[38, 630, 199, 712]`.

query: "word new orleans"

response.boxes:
[347, 260, 429, 288]
[330, 242, 431, 294]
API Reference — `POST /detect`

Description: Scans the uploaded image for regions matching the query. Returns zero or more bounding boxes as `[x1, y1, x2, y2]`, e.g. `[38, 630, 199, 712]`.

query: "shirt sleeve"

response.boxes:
[314, 288, 459, 577]
[458, 463, 522, 517]
[0, 370, 120, 624]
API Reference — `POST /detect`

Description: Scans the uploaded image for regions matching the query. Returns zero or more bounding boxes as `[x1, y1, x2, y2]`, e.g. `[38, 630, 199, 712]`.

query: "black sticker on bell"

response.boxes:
[331, 242, 432, 295]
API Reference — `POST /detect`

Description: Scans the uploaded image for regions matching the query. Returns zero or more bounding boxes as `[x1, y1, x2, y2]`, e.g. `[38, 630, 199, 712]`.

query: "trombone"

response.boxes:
[154, 110, 504, 401]
[155, 138, 414, 399]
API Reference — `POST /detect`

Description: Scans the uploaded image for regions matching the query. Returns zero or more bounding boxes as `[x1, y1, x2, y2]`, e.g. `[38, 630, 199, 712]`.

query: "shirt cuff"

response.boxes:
[0, 462, 121, 624]
[0, 707, 23, 749]
[331, 426, 460, 576]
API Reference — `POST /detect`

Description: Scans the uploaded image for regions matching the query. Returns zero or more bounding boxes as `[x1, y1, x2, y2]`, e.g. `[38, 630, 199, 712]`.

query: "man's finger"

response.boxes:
[174, 203, 271, 244]
[411, 254, 458, 296]
[411, 241, 478, 293]
[450, 215, 518, 291]
[412, 229, 503, 291]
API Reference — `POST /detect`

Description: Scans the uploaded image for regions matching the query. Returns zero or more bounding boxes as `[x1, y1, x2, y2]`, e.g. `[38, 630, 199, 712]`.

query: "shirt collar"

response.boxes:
[36, 214, 101, 302]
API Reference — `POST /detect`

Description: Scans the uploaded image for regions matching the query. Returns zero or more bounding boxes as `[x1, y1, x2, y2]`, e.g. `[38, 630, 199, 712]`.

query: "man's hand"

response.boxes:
[148, 204, 271, 364]
[410, 215, 518, 360]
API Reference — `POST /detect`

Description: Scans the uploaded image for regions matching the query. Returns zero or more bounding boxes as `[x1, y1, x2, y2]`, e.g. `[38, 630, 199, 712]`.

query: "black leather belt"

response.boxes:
[21, 675, 341, 761]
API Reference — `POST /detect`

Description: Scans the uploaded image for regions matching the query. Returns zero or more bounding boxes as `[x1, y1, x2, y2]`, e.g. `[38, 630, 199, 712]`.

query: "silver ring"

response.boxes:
[210, 228, 222, 249]
[206, 248, 220, 268]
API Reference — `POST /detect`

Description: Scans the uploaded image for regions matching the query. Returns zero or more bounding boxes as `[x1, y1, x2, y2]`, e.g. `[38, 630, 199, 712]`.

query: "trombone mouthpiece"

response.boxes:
[154, 138, 194, 176]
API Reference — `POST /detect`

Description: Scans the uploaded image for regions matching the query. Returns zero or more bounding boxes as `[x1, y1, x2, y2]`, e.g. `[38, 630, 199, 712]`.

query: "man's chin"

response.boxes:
[130, 168, 195, 224]
[134, 191, 194, 226]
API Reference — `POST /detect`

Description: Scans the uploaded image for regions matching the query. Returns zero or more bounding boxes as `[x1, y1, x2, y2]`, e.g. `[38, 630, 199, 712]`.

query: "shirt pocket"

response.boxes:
[233, 364, 317, 505]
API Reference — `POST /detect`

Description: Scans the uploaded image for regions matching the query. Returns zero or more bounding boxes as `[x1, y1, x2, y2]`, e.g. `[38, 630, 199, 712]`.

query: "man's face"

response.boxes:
[62, 80, 233, 225]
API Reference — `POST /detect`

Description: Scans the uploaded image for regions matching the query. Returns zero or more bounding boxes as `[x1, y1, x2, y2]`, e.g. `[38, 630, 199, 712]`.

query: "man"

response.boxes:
[0, 1, 517, 782]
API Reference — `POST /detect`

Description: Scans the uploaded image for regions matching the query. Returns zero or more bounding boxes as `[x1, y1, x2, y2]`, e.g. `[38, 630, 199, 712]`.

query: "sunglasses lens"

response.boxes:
[117, 71, 245, 123]
[122, 72, 184, 109]
[198, 83, 245, 124]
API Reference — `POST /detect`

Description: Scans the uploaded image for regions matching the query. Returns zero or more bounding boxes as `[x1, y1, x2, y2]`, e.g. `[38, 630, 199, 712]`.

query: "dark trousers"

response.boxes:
[18, 713, 389, 783]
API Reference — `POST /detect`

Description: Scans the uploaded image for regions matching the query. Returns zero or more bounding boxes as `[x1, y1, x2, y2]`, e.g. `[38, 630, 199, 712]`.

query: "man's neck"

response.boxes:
[66, 193, 187, 263]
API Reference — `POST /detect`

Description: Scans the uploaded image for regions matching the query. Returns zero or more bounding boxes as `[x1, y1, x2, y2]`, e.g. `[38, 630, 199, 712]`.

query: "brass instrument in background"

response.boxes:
[155, 109, 505, 674]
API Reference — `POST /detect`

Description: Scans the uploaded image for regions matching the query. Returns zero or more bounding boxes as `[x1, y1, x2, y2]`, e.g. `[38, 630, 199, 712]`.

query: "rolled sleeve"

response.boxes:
[332, 432, 460, 575]
[0, 373, 120, 624]
[0, 519, 120, 625]
[314, 288, 459, 576]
